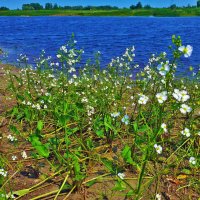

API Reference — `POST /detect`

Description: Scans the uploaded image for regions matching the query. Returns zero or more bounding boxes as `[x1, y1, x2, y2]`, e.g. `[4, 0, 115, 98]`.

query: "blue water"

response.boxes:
[0, 16, 200, 74]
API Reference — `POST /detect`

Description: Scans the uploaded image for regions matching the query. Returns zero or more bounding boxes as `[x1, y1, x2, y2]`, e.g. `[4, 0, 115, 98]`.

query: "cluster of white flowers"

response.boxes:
[172, 89, 190, 102]
[81, 97, 88, 103]
[154, 144, 162, 154]
[50, 62, 59, 67]
[17, 54, 29, 62]
[0, 168, 7, 177]
[111, 112, 120, 118]
[7, 134, 17, 142]
[138, 94, 149, 105]
[156, 91, 167, 104]
[0, 193, 15, 199]
[181, 128, 191, 137]
[86, 105, 95, 116]
[60, 45, 68, 53]
[22, 100, 47, 110]
[68, 67, 76, 73]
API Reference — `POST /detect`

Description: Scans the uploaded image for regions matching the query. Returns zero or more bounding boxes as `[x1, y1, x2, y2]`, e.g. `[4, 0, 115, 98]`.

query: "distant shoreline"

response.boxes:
[1, 8, 200, 17]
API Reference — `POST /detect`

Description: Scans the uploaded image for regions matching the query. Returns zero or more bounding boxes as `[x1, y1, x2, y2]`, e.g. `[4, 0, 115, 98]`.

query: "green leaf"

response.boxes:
[133, 122, 138, 132]
[61, 183, 72, 192]
[24, 107, 31, 121]
[181, 169, 192, 175]
[37, 120, 43, 131]
[96, 129, 104, 138]
[138, 125, 149, 133]
[74, 159, 80, 175]
[9, 189, 30, 197]
[29, 134, 49, 158]
[101, 158, 115, 173]
[112, 180, 126, 191]
[121, 145, 134, 165]
[126, 189, 135, 197]
[9, 125, 20, 135]
[86, 179, 97, 187]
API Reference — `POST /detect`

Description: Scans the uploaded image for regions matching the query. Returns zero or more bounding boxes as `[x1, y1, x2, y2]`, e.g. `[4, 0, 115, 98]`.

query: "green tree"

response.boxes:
[135, 2, 143, 9]
[53, 3, 59, 9]
[0, 6, 9, 10]
[197, 0, 200, 7]
[45, 3, 53, 10]
[22, 3, 43, 10]
[30, 3, 43, 10]
[130, 5, 136, 9]
[170, 4, 177, 9]
[22, 4, 34, 10]
[144, 5, 151, 9]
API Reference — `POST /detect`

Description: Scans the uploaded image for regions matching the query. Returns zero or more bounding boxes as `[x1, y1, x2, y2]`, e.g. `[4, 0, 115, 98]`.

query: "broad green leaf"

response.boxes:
[37, 120, 43, 131]
[121, 145, 134, 165]
[29, 134, 49, 158]
[101, 158, 114, 173]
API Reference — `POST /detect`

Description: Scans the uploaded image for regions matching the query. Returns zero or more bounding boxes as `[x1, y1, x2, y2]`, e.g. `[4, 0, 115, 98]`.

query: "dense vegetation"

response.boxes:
[1, 1, 200, 16]
[0, 7, 200, 16]
[0, 35, 199, 199]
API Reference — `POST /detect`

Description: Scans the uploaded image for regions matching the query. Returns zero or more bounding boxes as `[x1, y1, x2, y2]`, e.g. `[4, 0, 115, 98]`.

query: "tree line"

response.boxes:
[1, 1, 200, 11]
[22, 3, 120, 10]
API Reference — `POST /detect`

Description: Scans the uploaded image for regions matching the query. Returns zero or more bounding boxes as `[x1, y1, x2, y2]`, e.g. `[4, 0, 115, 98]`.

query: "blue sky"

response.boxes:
[0, 0, 197, 9]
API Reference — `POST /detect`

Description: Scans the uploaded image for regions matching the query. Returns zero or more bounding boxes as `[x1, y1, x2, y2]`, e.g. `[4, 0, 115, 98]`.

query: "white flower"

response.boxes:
[117, 172, 125, 180]
[21, 151, 28, 159]
[157, 63, 170, 76]
[161, 123, 167, 133]
[121, 115, 129, 125]
[154, 144, 162, 154]
[181, 128, 191, 137]
[189, 157, 196, 165]
[12, 155, 17, 161]
[180, 104, 192, 114]
[111, 112, 120, 118]
[179, 90, 190, 102]
[156, 193, 162, 200]
[57, 54, 61, 58]
[178, 45, 193, 58]
[156, 91, 167, 104]
[138, 94, 149, 105]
